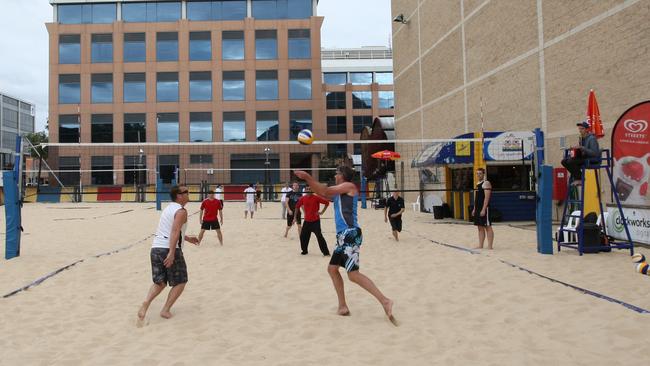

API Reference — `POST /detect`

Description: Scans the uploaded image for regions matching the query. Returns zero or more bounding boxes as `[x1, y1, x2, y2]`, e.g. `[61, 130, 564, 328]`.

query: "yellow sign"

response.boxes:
[455, 141, 471, 156]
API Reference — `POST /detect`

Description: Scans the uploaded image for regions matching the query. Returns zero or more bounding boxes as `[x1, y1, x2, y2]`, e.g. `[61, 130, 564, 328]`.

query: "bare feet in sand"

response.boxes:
[138, 302, 149, 320]
[160, 310, 173, 319]
[337, 306, 350, 316]
[382, 299, 398, 326]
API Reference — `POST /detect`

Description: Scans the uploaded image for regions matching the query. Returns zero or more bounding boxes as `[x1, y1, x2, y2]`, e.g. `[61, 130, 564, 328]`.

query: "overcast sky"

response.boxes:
[0, 0, 392, 132]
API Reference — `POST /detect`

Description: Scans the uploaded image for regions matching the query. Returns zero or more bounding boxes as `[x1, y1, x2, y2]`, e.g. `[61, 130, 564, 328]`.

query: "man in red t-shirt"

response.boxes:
[198, 190, 223, 245]
[295, 186, 330, 256]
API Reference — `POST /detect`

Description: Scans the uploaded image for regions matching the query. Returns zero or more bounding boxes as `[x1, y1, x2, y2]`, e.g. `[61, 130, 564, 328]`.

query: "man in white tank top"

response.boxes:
[137, 185, 199, 324]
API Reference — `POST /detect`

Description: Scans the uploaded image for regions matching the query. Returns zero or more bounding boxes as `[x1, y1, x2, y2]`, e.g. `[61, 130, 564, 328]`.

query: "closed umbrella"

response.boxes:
[587, 89, 605, 139]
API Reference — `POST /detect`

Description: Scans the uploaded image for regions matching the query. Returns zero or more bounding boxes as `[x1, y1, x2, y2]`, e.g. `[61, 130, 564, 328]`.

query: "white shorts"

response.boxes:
[246, 202, 256, 212]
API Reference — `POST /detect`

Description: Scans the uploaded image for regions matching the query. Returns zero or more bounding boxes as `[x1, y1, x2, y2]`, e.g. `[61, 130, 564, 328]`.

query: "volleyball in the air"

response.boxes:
[297, 129, 314, 145]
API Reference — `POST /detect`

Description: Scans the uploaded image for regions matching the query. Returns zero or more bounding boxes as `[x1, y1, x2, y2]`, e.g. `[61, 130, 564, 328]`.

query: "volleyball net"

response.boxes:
[18, 133, 539, 205]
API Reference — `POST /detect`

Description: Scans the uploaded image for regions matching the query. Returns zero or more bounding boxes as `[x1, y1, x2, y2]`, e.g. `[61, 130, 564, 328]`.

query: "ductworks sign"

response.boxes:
[607, 206, 650, 244]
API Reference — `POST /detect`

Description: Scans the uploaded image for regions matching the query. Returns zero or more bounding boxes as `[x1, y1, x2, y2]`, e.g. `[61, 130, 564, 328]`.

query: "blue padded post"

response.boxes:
[4, 171, 21, 259]
[537, 165, 553, 254]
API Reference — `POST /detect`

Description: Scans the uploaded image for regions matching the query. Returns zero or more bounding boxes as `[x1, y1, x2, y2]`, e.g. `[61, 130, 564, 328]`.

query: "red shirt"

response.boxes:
[295, 194, 329, 222]
[200, 198, 222, 221]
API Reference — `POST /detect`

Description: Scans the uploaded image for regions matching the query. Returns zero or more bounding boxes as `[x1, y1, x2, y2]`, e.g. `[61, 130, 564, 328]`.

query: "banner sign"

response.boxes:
[483, 131, 535, 161]
[611, 101, 650, 206]
[607, 205, 650, 245]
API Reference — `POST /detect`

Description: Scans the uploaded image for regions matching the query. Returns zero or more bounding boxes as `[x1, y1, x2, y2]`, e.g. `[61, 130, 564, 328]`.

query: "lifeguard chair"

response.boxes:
[557, 149, 634, 255]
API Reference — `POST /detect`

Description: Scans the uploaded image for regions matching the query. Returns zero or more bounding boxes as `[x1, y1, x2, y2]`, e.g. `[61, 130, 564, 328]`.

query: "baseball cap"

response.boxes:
[576, 121, 590, 128]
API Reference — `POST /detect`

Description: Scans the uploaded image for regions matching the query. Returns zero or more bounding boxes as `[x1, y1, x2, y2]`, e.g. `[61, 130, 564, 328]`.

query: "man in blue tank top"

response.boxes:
[294, 166, 395, 325]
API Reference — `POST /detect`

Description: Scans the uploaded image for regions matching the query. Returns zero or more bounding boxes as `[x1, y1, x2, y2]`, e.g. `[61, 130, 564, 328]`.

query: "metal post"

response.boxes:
[264, 147, 271, 200]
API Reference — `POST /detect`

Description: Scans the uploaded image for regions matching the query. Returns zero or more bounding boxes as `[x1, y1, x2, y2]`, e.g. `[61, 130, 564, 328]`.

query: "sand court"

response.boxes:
[1, 201, 650, 365]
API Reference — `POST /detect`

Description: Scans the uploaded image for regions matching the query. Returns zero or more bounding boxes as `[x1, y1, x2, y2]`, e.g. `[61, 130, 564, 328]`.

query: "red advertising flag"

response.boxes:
[611, 101, 650, 206]
[587, 89, 605, 138]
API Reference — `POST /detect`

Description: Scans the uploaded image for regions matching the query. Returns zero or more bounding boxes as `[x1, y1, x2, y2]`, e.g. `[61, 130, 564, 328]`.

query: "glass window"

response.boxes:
[327, 144, 348, 158]
[222, 0, 247, 20]
[124, 155, 147, 185]
[3, 108, 17, 129]
[58, 3, 116, 24]
[323, 72, 347, 85]
[289, 70, 311, 100]
[58, 156, 81, 185]
[124, 113, 146, 143]
[222, 31, 245, 60]
[223, 111, 246, 141]
[325, 91, 346, 109]
[252, 0, 312, 19]
[190, 154, 213, 164]
[124, 73, 146, 103]
[158, 155, 179, 184]
[190, 112, 213, 142]
[124, 33, 146, 62]
[222, 71, 245, 101]
[287, 0, 312, 19]
[352, 91, 372, 109]
[289, 111, 312, 140]
[157, 72, 179, 102]
[58, 5, 83, 24]
[157, 2, 181, 21]
[91, 156, 114, 185]
[189, 32, 211, 61]
[375, 72, 393, 85]
[157, 113, 179, 142]
[59, 114, 80, 143]
[91, 73, 113, 104]
[327, 116, 347, 134]
[353, 115, 373, 133]
[91, 114, 113, 143]
[288, 29, 310, 59]
[256, 111, 279, 141]
[190, 72, 212, 101]
[187, 1, 246, 20]
[256, 70, 278, 100]
[255, 30, 277, 60]
[378, 91, 394, 109]
[91, 34, 113, 63]
[91, 3, 117, 23]
[59, 35, 80, 64]
[123, 2, 180, 22]
[58, 74, 80, 104]
[350, 72, 373, 85]
[157, 32, 178, 61]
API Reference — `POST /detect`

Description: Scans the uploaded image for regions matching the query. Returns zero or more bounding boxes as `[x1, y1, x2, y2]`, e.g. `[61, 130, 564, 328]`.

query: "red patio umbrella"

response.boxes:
[371, 150, 401, 160]
[587, 89, 605, 139]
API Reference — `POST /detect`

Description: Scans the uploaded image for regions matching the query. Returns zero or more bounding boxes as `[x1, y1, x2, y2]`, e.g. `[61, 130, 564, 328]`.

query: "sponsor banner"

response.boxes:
[611, 101, 650, 206]
[483, 131, 535, 161]
[606, 206, 650, 245]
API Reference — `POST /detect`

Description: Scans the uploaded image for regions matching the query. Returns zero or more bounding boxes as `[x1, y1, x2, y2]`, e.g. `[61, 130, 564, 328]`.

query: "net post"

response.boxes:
[156, 177, 162, 211]
[537, 165, 553, 254]
[4, 170, 21, 259]
[360, 163, 367, 209]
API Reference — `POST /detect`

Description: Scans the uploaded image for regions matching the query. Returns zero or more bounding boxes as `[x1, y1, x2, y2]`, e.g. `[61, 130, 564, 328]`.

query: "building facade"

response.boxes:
[0, 92, 35, 169]
[46, 0, 326, 186]
[321, 46, 394, 158]
[391, 0, 650, 200]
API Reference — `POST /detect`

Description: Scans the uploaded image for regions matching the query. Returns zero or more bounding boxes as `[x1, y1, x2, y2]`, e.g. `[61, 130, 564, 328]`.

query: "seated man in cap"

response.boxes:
[561, 121, 601, 186]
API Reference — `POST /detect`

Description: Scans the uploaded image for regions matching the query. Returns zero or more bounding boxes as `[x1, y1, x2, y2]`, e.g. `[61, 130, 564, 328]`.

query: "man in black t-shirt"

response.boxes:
[284, 182, 303, 238]
[384, 191, 405, 241]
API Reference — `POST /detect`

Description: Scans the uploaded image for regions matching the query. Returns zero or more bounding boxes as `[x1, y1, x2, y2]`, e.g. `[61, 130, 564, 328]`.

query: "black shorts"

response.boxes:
[150, 248, 188, 286]
[473, 207, 491, 227]
[389, 217, 402, 232]
[287, 210, 302, 226]
[201, 220, 220, 230]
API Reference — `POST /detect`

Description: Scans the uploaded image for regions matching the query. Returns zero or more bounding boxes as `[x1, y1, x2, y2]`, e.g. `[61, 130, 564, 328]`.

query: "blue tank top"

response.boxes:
[333, 194, 358, 233]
